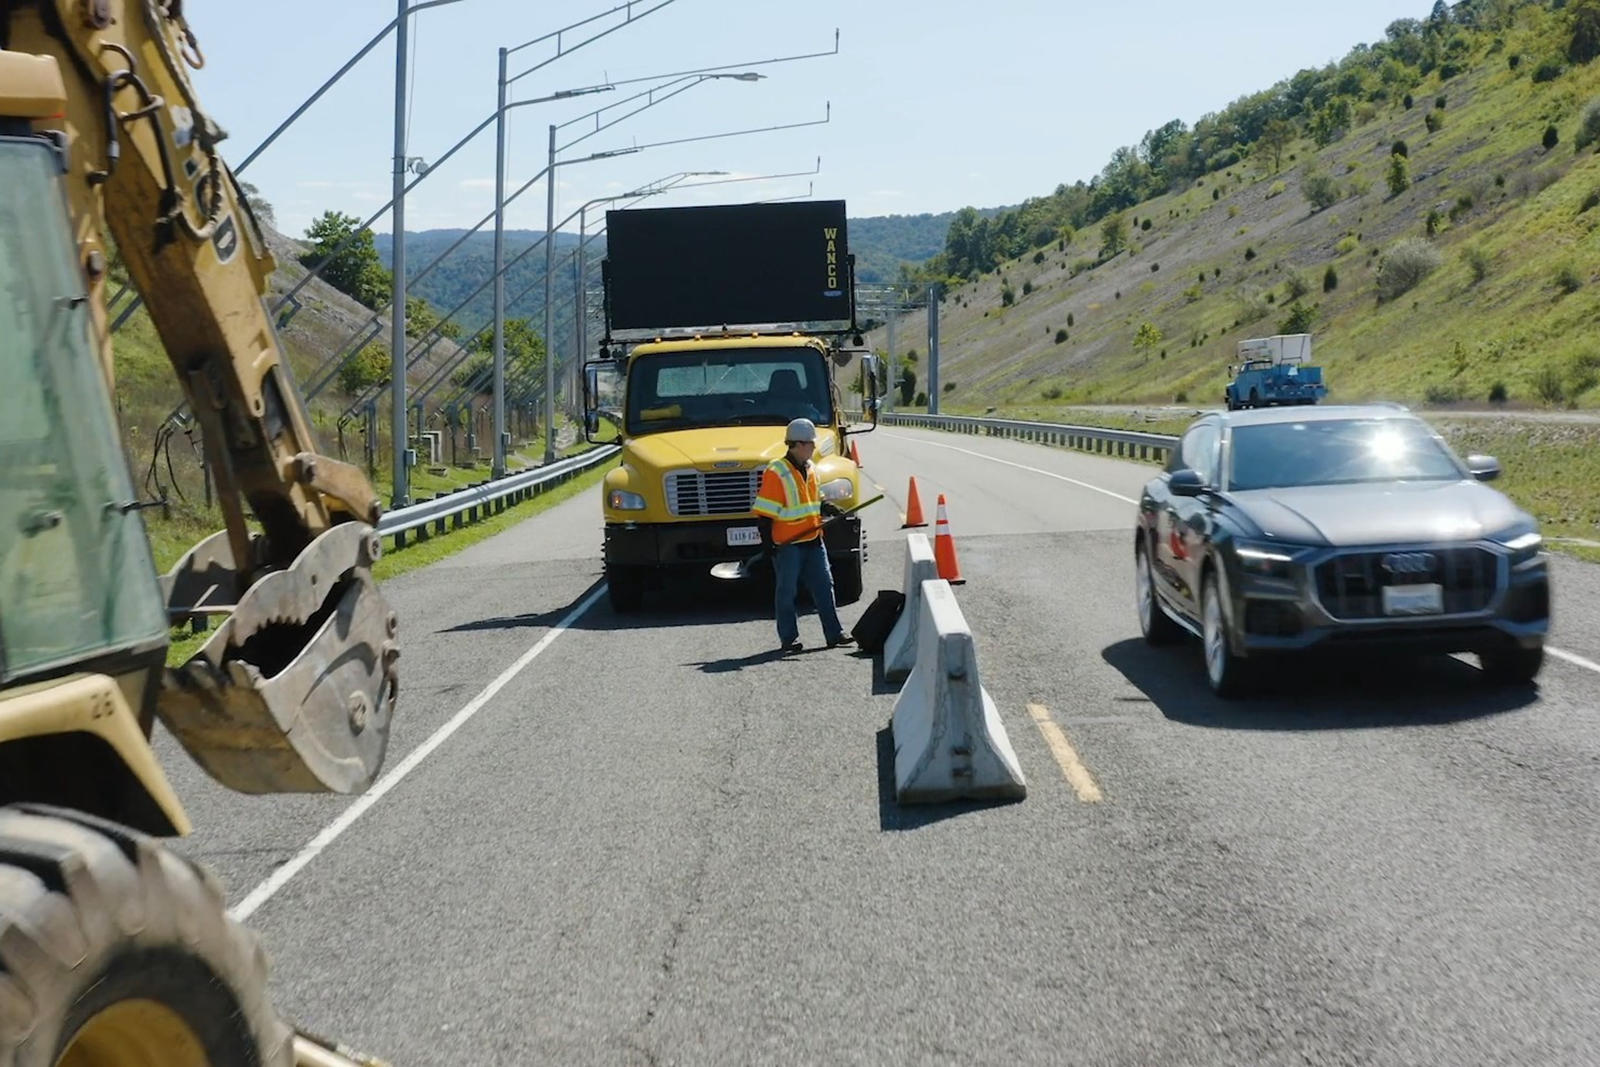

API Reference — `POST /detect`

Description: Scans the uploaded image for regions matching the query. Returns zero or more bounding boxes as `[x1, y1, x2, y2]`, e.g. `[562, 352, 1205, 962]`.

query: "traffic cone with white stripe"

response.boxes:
[933, 494, 965, 585]
[902, 476, 928, 528]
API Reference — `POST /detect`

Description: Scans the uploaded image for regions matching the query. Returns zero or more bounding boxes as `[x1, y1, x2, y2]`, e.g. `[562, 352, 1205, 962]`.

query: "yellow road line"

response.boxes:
[1026, 702, 1104, 803]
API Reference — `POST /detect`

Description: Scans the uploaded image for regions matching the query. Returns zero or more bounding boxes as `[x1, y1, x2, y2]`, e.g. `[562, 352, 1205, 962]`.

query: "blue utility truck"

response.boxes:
[1224, 334, 1326, 409]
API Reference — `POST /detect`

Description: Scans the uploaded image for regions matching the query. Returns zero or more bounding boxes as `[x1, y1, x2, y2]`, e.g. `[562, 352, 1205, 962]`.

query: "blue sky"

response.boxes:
[187, 0, 1434, 239]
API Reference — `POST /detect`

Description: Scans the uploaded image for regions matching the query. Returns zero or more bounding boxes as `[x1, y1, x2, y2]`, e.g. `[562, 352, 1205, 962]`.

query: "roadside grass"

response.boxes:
[164, 460, 609, 666]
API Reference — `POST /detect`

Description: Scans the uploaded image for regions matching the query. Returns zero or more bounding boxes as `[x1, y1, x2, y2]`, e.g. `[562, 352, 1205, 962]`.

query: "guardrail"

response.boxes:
[880, 413, 1179, 463]
[378, 445, 619, 549]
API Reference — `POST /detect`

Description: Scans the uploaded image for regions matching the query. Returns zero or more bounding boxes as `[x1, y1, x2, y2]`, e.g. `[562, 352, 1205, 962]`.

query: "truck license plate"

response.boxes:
[726, 527, 761, 547]
[1382, 584, 1443, 616]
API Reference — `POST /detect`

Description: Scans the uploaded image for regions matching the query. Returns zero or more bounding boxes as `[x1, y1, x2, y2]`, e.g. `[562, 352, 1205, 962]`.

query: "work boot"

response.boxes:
[826, 634, 855, 649]
[780, 640, 804, 655]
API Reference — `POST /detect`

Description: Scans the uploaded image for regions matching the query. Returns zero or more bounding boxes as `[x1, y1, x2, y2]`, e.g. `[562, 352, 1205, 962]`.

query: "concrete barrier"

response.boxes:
[892, 579, 1027, 803]
[883, 533, 937, 681]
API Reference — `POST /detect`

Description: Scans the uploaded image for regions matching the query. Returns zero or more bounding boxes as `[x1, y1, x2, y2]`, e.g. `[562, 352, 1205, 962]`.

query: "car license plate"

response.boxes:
[726, 526, 761, 547]
[1382, 583, 1443, 616]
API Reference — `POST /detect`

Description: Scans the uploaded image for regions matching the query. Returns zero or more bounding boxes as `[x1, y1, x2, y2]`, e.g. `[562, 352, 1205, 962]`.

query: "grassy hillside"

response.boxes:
[878, 2, 1600, 414]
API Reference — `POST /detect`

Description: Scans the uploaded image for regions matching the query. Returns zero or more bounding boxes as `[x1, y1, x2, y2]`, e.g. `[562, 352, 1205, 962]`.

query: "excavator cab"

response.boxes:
[0, 134, 171, 682]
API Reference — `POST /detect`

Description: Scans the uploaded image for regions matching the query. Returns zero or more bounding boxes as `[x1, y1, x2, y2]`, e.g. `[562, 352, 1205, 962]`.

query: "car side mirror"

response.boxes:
[1169, 468, 1206, 497]
[1466, 453, 1501, 482]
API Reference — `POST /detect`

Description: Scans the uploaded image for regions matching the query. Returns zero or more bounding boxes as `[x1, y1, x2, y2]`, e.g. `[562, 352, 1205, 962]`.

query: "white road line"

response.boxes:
[880, 431, 1139, 505]
[1548, 645, 1600, 676]
[229, 584, 608, 923]
[883, 432, 1600, 679]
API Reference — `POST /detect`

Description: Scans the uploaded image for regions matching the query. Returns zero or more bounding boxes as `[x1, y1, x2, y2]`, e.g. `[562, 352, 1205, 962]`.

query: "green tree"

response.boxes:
[1278, 302, 1317, 334]
[1302, 170, 1341, 211]
[1100, 213, 1128, 258]
[237, 181, 275, 228]
[1569, 0, 1600, 65]
[1132, 321, 1163, 361]
[338, 343, 390, 394]
[1386, 153, 1411, 196]
[300, 211, 391, 309]
[1259, 118, 1295, 173]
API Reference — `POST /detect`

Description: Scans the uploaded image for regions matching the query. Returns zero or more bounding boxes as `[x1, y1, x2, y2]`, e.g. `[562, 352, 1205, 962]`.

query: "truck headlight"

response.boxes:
[1492, 527, 1543, 566]
[608, 489, 646, 511]
[819, 478, 854, 502]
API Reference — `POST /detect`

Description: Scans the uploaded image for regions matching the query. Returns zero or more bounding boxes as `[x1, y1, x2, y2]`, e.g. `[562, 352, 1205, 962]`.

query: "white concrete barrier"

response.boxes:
[892, 579, 1027, 803]
[883, 533, 937, 681]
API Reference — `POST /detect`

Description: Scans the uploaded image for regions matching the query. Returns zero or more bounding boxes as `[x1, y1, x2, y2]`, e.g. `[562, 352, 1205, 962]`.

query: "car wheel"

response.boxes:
[1136, 539, 1181, 645]
[1479, 644, 1543, 685]
[1249, 388, 1260, 409]
[1202, 570, 1251, 697]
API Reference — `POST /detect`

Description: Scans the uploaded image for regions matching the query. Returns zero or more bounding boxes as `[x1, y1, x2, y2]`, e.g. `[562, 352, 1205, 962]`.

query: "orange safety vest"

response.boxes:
[753, 457, 823, 545]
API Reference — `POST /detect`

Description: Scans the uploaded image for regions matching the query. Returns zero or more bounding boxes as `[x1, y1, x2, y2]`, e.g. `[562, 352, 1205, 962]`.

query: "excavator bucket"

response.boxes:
[160, 522, 399, 795]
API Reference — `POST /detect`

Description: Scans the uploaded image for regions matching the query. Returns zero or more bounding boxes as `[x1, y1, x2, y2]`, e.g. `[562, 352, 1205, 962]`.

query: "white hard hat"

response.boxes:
[785, 418, 817, 443]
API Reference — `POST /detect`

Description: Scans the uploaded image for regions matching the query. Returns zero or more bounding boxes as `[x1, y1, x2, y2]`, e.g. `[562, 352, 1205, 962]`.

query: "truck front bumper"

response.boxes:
[604, 517, 863, 571]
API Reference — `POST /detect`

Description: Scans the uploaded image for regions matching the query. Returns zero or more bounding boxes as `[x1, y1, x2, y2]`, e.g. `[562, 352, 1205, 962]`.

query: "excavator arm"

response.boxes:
[2, 0, 397, 795]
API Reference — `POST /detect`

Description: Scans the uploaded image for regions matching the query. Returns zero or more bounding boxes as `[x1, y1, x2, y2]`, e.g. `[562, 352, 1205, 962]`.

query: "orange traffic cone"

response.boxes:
[902, 476, 928, 529]
[849, 438, 863, 468]
[933, 495, 965, 585]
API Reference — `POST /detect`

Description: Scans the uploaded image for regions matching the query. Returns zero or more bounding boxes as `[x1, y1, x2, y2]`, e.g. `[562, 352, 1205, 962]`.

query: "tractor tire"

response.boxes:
[0, 804, 293, 1067]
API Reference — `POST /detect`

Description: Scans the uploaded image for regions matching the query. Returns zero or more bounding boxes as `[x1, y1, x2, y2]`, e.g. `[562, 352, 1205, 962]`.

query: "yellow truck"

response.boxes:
[584, 201, 881, 612]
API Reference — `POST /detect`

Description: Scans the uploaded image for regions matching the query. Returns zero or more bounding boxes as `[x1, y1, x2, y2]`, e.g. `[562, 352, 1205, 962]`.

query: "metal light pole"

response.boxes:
[491, 46, 509, 476]
[927, 285, 940, 416]
[544, 123, 558, 462]
[390, 0, 410, 507]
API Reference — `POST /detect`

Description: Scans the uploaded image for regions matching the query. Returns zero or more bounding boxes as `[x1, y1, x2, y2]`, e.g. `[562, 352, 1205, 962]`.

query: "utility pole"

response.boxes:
[389, 0, 410, 507]
[491, 46, 509, 477]
[926, 285, 940, 415]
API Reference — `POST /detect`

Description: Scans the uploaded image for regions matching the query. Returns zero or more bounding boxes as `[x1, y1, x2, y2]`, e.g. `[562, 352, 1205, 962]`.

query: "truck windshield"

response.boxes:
[0, 140, 168, 681]
[626, 348, 832, 435]
[1228, 418, 1463, 491]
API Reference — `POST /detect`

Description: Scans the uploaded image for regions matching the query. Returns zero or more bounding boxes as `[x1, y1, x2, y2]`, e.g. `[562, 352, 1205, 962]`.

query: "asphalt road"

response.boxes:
[158, 426, 1600, 1065]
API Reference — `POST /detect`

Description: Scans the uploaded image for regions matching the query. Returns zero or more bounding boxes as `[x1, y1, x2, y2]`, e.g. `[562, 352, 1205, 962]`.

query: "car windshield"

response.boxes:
[1228, 418, 1463, 490]
[625, 347, 832, 435]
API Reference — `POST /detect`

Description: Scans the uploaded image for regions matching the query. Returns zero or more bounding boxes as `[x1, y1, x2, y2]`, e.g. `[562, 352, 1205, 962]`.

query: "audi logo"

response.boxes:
[1382, 552, 1437, 576]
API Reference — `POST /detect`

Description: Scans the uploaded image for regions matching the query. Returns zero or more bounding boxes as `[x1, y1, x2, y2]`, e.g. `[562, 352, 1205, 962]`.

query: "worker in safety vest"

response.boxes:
[753, 418, 854, 654]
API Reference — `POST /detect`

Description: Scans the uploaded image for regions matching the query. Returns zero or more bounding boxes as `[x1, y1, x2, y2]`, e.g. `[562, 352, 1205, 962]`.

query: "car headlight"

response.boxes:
[819, 477, 854, 502]
[1492, 526, 1543, 565]
[608, 489, 646, 511]
[1232, 539, 1312, 580]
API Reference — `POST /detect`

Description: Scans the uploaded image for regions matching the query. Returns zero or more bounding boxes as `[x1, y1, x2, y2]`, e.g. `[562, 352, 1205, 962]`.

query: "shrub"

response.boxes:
[1267, 180, 1287, 198]
[1508, 53, 1521, 70]
[1556, 263, 1584, 293]
[1150, 262, 1160, 273]
[1335, 235, 1359, 255]
[1435, 95, 1447, 110]
[1066, 312, 1075, 327]
[1071, 257, 1094, 276]
[1265, 291, 1276, 304]
[1001, 286, 1016, 307]
[1424, 382, 1465, 404]
[914, 391, 928, 407]
[1244, 246, 1257, 261]
[1183, 283, 1203, 303]
[1212, 188, 1221, 201]
[1386, 153, 1411, 196]
[338, 343, 391, 394]
[1140, 218, 1153, 231]
[1278, 301, 1317, 334]
[1533, 366, 1566, 405]
[1043, 385, 1063, 400]
[1214, 267, 1222, 278]
[1544, 124, 1561, 150]
[1376, 238, 1442, 302]
[1464, 245, 1491, 283]
[1304, 171, 1341, 210]
[1174, 390, 1189, 403]
[1581, 188, 1600, 213]
[1577, 100, 1600, 152]
[1489, 381, 1508, 403]
[1022, 280, 1034, 296]
[1198, 271, 1207, 285]
[1323, 265, 1338, 292]
[1426, 209, 1442, 236]
[1033, 251, 1046, 264]
[1532, 57, 1565, 83]
[1391, 139, 1409, 158]
[943, 381, 956, 394]
[1424, 109, 1444, 133]
[1228, 204, 1240, 218]
[1054, 329, 1068, 344]
[1284, 272, 1311, 301]
[1449, 194, 1474, 222]
[1403, 92, 1414, 109]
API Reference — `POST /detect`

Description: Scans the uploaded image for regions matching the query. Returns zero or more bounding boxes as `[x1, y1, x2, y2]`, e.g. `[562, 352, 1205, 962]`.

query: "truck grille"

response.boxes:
[665, 469, 762, 517]
[1314, 547, 1498, 619]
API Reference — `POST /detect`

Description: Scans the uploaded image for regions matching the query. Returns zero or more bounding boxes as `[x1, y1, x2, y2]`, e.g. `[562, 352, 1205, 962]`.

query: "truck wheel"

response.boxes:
[606, 565, 645, 613]
[1479, 645, 1543, 685]
[830, 554, 864, 606]
[1248, 388, 1260, 408]
[0, 805, 293, 1067]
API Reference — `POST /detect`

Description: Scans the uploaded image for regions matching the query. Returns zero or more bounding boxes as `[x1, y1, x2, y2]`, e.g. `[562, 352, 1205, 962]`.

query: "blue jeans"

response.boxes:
[773, 537, 843, 645]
